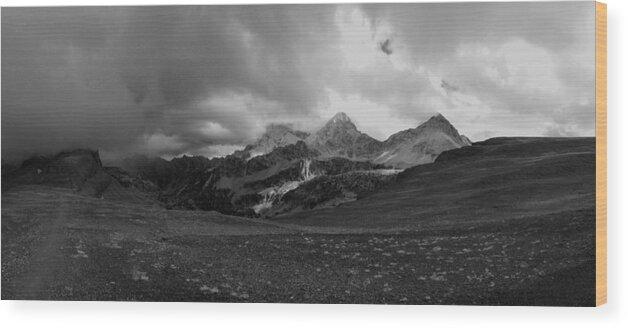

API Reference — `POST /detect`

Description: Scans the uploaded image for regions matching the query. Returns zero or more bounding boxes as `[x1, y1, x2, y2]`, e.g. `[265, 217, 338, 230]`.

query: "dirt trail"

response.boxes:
[3, 193, 72, 299]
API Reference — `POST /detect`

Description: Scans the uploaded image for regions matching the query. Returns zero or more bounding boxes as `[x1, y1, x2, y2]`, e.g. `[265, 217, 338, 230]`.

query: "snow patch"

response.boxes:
[252, 159, 316, 214]
[375, 151, 398, 163]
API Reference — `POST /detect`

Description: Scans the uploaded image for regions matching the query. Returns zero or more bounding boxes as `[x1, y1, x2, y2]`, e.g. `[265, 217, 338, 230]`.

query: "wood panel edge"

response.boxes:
[595, 1, 607, 307]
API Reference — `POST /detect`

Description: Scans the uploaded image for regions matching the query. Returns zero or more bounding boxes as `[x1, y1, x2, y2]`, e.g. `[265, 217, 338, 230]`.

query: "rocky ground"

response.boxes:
[1, 185, 594, 305]
[1, 137, 597, 305]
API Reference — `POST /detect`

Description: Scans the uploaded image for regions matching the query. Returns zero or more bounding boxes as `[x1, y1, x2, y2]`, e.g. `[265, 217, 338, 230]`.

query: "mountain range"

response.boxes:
[242, 112, 471, 169]
[1, 112, 471, 217]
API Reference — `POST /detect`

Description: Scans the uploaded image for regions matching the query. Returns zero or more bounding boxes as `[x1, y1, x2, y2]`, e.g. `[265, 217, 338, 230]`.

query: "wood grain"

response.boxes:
[596, 1, 607, 307]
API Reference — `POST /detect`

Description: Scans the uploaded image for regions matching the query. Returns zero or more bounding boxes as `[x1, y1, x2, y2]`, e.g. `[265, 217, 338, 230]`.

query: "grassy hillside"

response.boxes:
[274, 137, 595, 230]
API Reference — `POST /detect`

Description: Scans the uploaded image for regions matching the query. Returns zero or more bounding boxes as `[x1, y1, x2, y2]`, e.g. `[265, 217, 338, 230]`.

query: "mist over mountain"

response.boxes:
[244, 124, 310, 158]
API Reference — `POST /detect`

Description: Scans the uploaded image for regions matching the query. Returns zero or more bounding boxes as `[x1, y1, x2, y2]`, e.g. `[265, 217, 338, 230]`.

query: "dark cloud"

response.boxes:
[379, 39, 393, 55]
[2, 3, 595, 162]
[361, 2, 594, 64]
[1, 5, 339, 161]
[440, 80, 459, 93]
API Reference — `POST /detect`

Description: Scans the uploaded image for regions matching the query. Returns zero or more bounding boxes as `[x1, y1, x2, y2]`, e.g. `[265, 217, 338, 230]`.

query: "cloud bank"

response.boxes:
[1, 3, 595, 162]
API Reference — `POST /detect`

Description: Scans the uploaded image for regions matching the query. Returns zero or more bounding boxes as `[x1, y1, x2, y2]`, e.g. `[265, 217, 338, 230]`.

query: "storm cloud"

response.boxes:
[1, 3, 595, 162]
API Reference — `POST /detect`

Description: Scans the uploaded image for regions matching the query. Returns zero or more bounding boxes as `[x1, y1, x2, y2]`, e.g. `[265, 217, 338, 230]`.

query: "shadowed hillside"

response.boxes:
[274, 137, 595, 230]
[1, 149, 159, 205]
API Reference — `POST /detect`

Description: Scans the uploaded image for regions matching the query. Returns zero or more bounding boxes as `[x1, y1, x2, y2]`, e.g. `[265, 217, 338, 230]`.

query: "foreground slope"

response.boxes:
[1, 137, 595, 305]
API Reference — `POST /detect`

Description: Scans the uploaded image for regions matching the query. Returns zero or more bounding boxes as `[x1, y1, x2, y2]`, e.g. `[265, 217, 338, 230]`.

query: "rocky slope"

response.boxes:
[117, 141, 391, 216]
[243, 112, 471, 169]
[262, 169, 399, 217]
[305, 112, 383, 159]
[375, 113, 472, 168]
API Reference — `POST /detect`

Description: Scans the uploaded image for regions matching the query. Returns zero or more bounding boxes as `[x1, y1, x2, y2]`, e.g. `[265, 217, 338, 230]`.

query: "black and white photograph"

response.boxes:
[1, 1, 600, 306]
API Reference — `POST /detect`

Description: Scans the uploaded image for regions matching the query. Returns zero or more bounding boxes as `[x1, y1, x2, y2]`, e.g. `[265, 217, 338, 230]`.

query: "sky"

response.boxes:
[1, 2, 595, 162]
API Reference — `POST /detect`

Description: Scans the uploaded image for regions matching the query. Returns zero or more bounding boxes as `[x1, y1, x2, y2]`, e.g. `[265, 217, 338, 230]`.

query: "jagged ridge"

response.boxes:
[243, 112, 471, 169]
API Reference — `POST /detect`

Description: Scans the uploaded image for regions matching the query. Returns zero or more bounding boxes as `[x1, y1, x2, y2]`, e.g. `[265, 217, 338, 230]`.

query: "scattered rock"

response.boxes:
[200, 285, 220, 294]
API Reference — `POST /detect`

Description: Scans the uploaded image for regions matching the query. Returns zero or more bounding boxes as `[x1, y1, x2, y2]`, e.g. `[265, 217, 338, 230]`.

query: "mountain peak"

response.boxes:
[320, 112, 358, 133]
[329, 112, 352, 124]
[420, 113, 455, 129]
[416, 113, 471, 146]
[319, 112, 359, 134]
[427, 113, 448, 123]
[306, 111, 381, 159]
[20, 148, 102, 170]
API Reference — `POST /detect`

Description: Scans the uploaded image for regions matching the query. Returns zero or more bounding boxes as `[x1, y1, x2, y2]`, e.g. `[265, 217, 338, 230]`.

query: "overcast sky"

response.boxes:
[1, 2, 595, 162]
